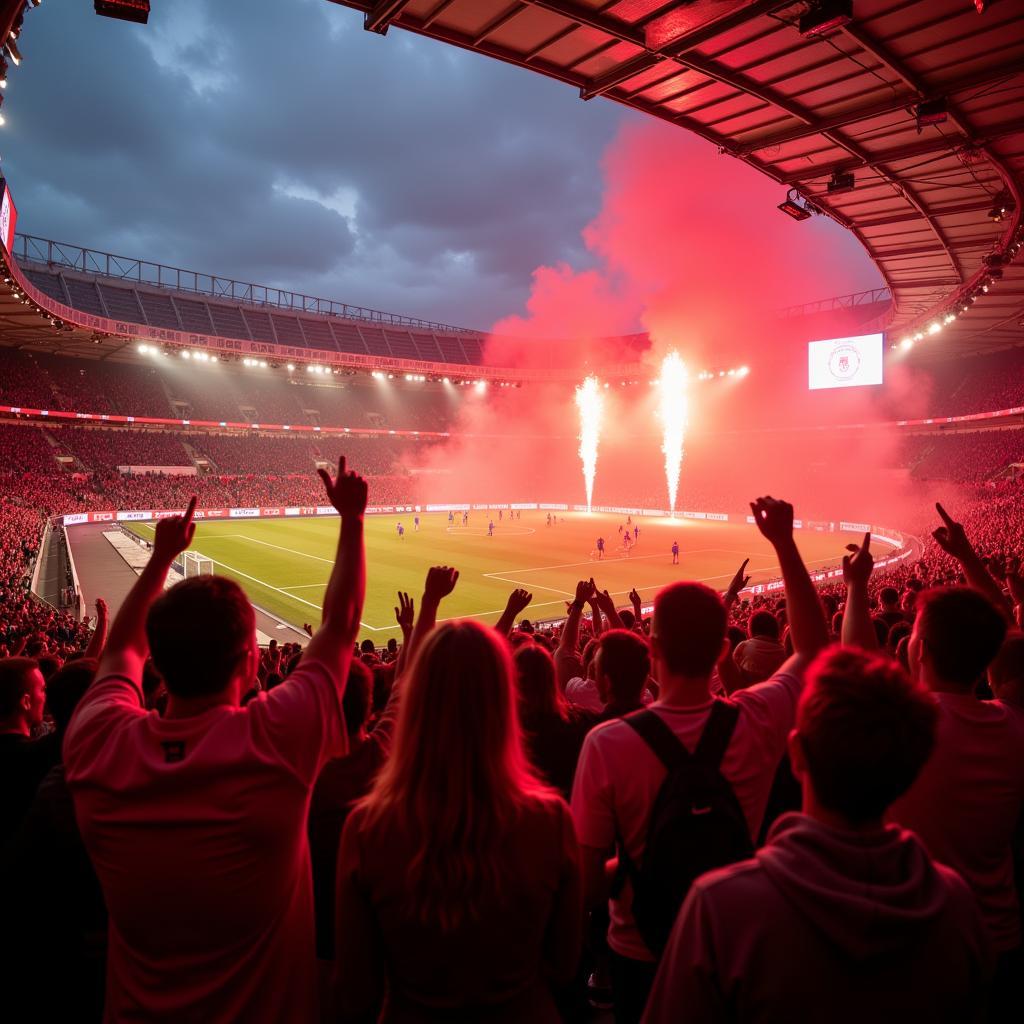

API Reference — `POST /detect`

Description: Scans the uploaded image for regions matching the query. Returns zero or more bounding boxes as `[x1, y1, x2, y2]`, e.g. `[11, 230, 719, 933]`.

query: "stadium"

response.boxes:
[2, 2, 1023, 1022]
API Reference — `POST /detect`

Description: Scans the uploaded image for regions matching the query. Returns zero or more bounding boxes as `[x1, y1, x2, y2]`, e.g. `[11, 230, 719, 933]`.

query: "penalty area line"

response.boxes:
[180, 552, 385, 631]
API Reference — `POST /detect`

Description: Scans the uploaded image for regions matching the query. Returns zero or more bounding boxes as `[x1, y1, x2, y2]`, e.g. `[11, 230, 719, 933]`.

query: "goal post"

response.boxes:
[181, 551, 214, 578]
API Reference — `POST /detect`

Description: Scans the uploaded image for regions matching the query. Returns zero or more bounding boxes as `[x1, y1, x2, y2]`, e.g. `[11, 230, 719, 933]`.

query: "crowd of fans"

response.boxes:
[907, 430, 1024, 483]
[0, 452, 1022, 1023]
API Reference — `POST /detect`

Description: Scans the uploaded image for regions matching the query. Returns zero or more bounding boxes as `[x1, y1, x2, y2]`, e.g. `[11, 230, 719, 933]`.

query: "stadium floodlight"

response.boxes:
[94, 0, 150, 24]
[798, 0, 852, 37]
[900, 337, 914, 351]
[0, 56, 8, 88]
[778, 189, 815, 221]
[5, 38, 21, 66]
[927, 321, 942, 335]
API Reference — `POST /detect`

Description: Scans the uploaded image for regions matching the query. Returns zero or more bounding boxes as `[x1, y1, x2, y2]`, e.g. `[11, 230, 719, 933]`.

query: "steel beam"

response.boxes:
[785, 121, 1024, 185]
[734, 60, 1023, 155]
[362, 0, 414, 35]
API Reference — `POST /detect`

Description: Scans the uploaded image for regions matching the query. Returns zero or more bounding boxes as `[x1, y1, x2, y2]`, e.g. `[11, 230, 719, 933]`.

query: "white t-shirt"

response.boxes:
[64, 657, 347, 1022]
[570, 661, 804, 962]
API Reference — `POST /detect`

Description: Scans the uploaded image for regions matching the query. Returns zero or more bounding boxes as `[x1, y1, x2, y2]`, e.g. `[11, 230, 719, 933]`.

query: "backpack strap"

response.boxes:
[693, 699, 741, 769]
[623, 708, 689, 773]
[611, 710, 687, 899]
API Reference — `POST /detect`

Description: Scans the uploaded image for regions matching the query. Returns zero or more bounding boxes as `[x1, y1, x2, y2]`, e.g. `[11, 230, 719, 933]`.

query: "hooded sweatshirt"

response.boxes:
[642, 813, 992, 1024]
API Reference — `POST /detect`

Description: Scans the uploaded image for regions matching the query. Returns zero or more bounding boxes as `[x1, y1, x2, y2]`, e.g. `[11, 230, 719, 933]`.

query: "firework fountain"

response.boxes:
[574, 376, 605, 513]
[657, 351, 689, 515]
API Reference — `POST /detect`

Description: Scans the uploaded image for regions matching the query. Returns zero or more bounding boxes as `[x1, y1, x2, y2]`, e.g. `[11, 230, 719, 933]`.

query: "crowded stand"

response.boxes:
[3, 457, 1023, 1023]
[908, 429, 1024, 484]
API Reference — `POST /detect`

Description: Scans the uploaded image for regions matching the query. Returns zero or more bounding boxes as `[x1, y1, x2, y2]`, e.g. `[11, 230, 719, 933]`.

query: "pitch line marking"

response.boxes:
[231, 533, 336, 564]
[481, 576, 575, 598]
[481, 548, 719, 578]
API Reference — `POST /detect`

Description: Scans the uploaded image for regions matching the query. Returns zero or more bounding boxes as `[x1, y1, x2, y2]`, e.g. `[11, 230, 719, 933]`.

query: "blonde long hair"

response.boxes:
[358, 620, 551, 930]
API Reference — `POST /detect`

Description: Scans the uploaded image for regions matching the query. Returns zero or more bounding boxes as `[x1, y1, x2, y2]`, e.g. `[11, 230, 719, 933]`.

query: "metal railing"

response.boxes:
[774, 287, 892, 319]
[14, 233, 894, 335]
[14, 233, 480, 335]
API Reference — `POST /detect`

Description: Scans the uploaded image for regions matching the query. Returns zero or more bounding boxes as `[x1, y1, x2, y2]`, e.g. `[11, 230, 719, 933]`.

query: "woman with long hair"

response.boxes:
[515, 642, 592, 800]
[332, 619, 582, 1022]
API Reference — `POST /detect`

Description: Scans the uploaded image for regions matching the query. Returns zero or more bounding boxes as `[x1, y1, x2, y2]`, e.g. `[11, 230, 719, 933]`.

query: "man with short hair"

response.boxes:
[64, 457, 367, 1022]
[572, 497, 829, 1022]
[733, 610, 786, 684]
[890, 585, 1023, 1014]
[0, 656, 56, 844]
[877, 585, 906, 627]
[643, 647, 992, 1023]
[589, 629, 652, 722]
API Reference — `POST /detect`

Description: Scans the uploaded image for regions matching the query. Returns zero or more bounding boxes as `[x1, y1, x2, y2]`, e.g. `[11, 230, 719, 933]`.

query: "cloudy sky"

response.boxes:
[5, 1, 878, 331]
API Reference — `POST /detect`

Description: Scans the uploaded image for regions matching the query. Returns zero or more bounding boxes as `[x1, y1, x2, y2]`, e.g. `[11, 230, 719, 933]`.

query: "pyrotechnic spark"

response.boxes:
[575, 376, 605, 513]
[657, 352, 689, 514]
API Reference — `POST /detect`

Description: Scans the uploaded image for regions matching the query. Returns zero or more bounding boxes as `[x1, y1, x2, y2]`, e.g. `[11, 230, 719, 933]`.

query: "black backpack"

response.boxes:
[614, 701, 754, 956]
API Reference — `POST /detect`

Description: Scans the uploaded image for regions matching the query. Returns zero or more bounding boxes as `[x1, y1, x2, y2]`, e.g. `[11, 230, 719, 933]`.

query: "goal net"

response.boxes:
[181, 551, 215, 578]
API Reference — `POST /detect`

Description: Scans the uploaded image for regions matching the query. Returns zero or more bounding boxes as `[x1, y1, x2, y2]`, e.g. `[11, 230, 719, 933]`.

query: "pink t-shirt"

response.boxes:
[888, 694, 1024, 952]
[64, 659, 347, 1023]
[571, 664, 803, 962]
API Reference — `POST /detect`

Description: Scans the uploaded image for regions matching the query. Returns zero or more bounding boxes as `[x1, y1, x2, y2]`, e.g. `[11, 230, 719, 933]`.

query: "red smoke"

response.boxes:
[414, 120, 942, 526]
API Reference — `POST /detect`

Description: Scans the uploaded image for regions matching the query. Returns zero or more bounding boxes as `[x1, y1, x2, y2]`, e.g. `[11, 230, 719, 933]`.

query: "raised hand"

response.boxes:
[842, 532, 874, 587]
[424, 565, 459, 604]
[750, 497, 794, 547]
[394, 591, 415, 635]
[317, 455, 369, 518]
[574, 578, 597, 605]
[629, 587, 643, 610]
[1006, 570, 1024, 612]
[152, 496, 197, 564]
[504, 588, 533, 618]
[932, 502, 975, 563]
[725, 558, 751, 602]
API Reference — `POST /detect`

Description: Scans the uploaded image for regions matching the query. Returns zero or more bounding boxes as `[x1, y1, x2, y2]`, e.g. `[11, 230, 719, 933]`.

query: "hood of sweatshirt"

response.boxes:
[757, 813, 952, 959]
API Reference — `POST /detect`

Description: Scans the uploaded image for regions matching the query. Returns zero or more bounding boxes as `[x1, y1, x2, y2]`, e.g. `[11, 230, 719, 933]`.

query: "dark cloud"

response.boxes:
[3, 0, 626, 327]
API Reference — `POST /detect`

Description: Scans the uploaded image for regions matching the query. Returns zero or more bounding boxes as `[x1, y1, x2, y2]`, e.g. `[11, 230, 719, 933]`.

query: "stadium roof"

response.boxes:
[328, 0, 1024, 352]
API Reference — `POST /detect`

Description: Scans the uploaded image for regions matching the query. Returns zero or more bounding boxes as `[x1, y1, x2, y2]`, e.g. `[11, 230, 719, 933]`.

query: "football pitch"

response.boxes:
[129, 511, 847, 644]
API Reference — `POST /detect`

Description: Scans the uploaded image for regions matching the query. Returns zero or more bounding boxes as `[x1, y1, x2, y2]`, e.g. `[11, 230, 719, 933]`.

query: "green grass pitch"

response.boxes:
[130, 511, 848, 644]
